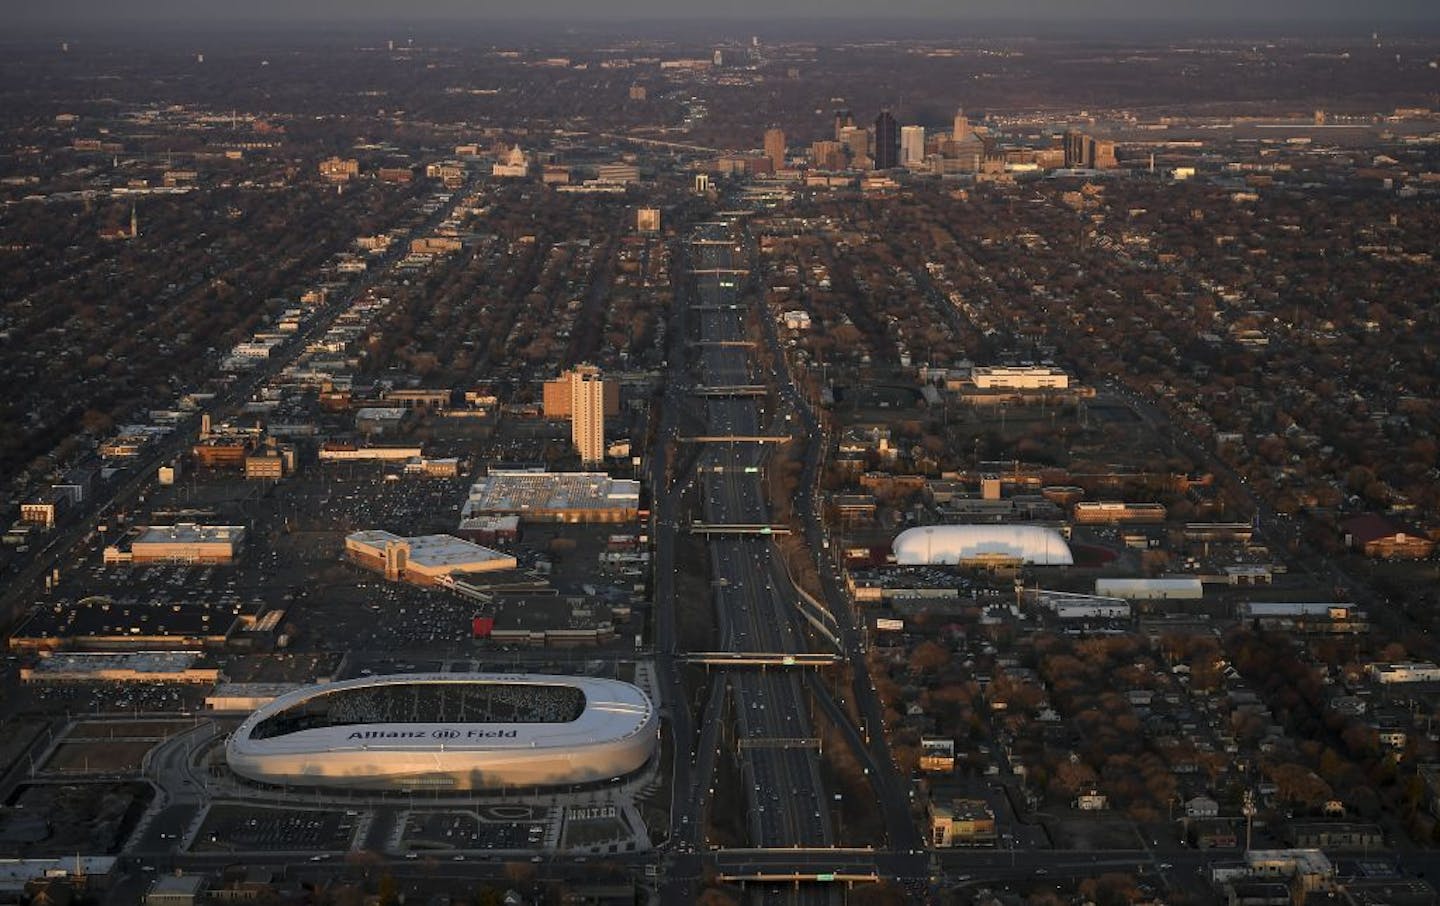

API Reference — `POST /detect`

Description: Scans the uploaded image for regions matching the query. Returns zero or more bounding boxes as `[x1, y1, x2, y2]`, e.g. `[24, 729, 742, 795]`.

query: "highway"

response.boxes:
[742, 224, 928, 862]
[683, 222, 835, 904]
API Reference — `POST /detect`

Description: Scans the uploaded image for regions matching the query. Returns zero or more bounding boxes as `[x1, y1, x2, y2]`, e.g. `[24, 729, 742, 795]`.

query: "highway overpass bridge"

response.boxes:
[690, 385, 769, 397]
[679, 652, 841, 666]
[689, 523, 791, 535]
[679, 435, 792, 443]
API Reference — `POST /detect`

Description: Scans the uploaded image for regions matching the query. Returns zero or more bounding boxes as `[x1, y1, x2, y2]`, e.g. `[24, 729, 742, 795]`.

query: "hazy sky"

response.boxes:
[13, 0, 1440, 25]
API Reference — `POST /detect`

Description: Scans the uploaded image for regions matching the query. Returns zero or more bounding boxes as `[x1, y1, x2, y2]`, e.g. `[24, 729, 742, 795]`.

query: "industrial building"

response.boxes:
[225, 673, 658, 790]
[20, 651, 220, 684]
[8, 596, 255, 652]
[892, 524, 1073, 566]
[103, 524, 245, 565]
[1239, 602, 1366, 634]
[355, 407, 409, 435]
[461, 470, 641, 524]
[478, 595, 628, 647]
[318, 443, 423, 462]
[1073, 501, 1168, 524]
[1369, 662, 1440, 684]
[456, 514, 521, 545]
[344, 531, 517, 586]
[970, 365, 1071, 390]
[1094, 577, 1204, 601]
[204, 683, 307, 713]
[1029, 589, 1132, 620]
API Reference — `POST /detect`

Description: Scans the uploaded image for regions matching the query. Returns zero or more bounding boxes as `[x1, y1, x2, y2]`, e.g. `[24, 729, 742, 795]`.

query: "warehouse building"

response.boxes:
[104, 524, 245, 565]
[344, 530, 517, 586]
[461, 470, 641, 524]
[1094, 577, 1204, 601]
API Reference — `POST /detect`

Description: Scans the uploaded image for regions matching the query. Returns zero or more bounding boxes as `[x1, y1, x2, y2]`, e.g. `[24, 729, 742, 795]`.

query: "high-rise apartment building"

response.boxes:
[569, 366, 606, 465]
[901, 125, 926, 166]
[543, 368, 619, 418]
[763, 128, 786, 172]
[873, 110, 900, 170]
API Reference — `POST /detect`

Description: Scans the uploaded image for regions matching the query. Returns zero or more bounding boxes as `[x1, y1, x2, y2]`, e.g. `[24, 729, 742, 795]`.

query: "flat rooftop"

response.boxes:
[133, 523, 245, 545]
[457, 514, 521, 531]
[28, 651, 203, 674]
[10, 597, 254, 647]
[463, 470, 640, 516]
[346, 530, 514, 570]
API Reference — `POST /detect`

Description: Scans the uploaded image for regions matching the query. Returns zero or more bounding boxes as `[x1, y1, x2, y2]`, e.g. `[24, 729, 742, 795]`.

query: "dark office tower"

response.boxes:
[834, 109, 855, 141]
[873, 110, 900, 170]
[1063, 130, 1092, 169]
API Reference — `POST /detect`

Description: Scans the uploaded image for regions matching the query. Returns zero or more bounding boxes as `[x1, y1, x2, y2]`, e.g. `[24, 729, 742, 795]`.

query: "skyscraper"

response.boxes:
[833, 109, 855, 141]
[810, 140, 845, 171]
[900, 125, 926, 167]
[873, 110, 900, 170]
[570, 365, 606, 466]
[839, 126, 870, 162]
[763, 128, 786, 172]
[1058, 135, 1119, 170]
[953, 108, 971, 143]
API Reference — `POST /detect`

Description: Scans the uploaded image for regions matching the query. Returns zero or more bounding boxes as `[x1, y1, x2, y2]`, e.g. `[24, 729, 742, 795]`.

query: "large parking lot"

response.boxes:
[191, 803, 358, 853]
[400, 806, 552, 853]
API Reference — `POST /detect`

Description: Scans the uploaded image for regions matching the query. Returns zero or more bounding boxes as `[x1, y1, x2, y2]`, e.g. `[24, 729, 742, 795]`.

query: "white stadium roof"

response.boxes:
[225, 672, 657, 790]
[892, 524, 1073, 566]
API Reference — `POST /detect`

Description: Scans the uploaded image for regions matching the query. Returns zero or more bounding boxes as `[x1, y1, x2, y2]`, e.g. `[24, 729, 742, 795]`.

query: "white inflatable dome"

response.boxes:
[893, 525, 1073, 566]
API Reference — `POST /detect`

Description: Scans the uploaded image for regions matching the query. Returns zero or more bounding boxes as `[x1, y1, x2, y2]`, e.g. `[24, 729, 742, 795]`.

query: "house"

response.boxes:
[1186, 795, 1221, 819]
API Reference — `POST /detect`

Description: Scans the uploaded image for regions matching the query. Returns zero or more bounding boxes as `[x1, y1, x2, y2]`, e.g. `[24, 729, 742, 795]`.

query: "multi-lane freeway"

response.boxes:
[676, 222, 837, 903]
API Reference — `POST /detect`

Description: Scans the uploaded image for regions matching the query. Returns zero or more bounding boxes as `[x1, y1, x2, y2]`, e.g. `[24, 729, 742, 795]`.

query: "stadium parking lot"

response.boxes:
[191, 803, 358, 853]
[400, 807, 552, 853]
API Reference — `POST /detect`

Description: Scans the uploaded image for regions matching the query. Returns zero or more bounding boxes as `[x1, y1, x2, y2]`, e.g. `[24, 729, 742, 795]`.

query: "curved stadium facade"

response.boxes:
[225, 673, 657, 790]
